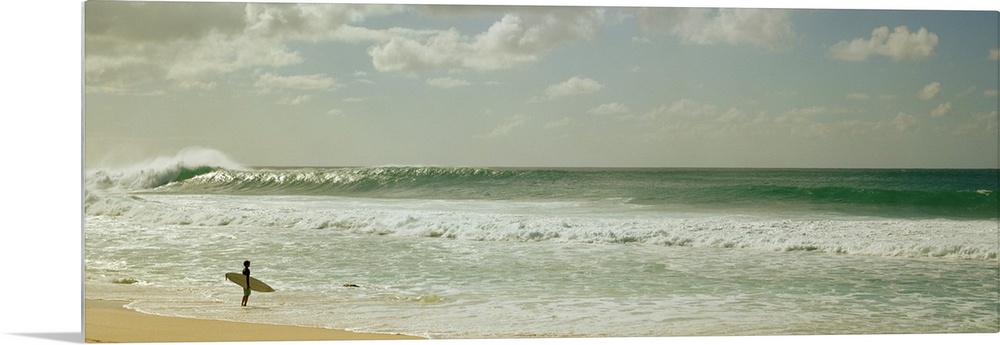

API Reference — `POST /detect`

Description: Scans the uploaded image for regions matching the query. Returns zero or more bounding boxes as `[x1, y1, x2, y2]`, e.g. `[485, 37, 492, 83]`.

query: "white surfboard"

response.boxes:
[225, 272, 275, 292]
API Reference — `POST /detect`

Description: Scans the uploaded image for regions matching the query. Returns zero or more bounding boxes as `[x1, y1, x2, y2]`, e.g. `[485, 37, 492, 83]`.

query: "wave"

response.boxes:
[163, 166, 530, 196]
[83, 150, 998, 220]
[130, 166, 998, 219]
[82, 193, 998, 261]
[699, 184, 999, 219]
[85, 147, 245, 191]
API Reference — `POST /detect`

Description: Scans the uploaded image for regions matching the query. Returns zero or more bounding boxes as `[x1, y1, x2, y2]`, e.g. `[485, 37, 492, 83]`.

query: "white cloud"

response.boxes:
[589, 102, 630, 115]
[242, 3, 405, 41]
[85, 3, 403, 91]
[369, 8, 604, 72]
[888, 112, 920, 133]
[426, 77, 470, 89]
[828, 26, 938, 61]
[327, 108, 344, 116]
[956, 86, 978, 99]
[545, 117, 572, 129]
[931, 102, 952, 118]
[173, 80, 218, 91]
[477, 115, 528, 139]
[775, 106, 828, 124]
[638, 8, 795, 50]
[255, 73, 337, 92]
[544, 76, 603, 99]
[990, 48, 999, 61]
[918, 82, 941, 100]
[671, 99, 717, 117]
[952, 111, 998, 136]
[985, 89, 999, 97]
[846, 92, 871, 100]
[716, 108, 749, 123]
[277, 94, 313, 105]
[652, 99, 717, 119]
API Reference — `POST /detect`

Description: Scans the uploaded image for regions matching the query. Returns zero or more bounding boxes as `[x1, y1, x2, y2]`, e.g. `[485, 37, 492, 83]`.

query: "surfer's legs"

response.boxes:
[242, 288, 251, 306]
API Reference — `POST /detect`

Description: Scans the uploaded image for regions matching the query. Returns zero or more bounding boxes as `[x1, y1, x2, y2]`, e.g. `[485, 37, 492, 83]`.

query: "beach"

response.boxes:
[84, 299, 423, 343]
[83, 166, 999, 337]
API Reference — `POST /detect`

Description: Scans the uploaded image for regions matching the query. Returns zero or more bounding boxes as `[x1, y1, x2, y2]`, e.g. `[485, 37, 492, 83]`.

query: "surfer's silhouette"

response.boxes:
[241, 260, 251, 306]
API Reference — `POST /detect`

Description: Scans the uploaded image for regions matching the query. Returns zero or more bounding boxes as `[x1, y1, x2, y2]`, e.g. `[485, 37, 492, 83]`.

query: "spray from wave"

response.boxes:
[84, 148, 246, 215]
[86, 147, 246, 191]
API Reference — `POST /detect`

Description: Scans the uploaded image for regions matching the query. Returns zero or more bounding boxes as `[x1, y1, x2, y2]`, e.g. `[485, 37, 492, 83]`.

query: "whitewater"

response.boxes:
[84, 149, 999, 338]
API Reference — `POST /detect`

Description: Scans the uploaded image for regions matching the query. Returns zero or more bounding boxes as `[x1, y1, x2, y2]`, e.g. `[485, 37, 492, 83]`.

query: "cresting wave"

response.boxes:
[177, 166, 529, 195]
[83, 149, 998, 260]
[83, 192, 997, 261]
[102, 166, 1000, 219]
[86, 148, 245, 190]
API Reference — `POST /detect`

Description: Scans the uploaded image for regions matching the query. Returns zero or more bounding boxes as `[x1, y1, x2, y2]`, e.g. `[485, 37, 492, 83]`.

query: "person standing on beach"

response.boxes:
[241, 260, 251, 306]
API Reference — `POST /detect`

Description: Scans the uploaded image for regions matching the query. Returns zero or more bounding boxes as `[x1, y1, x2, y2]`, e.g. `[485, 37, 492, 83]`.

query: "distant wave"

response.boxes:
[126, 166, 998, 219]
[686, 184, 1000, 219]
[160, 166, 529, 195]
[83, 149, 999, 220]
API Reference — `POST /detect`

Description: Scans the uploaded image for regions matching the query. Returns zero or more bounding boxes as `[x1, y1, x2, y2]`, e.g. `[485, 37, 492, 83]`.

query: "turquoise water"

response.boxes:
[84, 154, 999, 338]
[139, 166, 999, 219]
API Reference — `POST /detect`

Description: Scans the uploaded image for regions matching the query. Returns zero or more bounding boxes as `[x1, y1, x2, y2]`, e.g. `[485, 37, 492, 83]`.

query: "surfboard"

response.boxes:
[225, 272, 275, 292]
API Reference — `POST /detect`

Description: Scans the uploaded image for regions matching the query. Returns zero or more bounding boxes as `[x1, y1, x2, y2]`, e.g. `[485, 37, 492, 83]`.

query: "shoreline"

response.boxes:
[84, 299, 424, 343]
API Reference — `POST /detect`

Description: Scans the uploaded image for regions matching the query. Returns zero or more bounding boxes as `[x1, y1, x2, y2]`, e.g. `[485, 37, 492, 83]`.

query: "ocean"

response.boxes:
[84, 152, 999, 338]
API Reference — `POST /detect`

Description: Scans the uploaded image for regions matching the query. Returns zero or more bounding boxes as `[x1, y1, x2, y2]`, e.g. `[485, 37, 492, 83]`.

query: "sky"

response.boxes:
[83, 0, 999, 168]
[1, 2, 998, 342]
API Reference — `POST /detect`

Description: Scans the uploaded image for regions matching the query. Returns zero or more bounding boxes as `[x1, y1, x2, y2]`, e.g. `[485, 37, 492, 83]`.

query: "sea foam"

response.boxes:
[84, 192, 998, 261]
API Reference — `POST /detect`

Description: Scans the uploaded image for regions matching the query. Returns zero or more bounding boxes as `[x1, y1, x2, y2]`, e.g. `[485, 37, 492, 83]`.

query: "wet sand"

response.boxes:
[84, 299, 423, 343]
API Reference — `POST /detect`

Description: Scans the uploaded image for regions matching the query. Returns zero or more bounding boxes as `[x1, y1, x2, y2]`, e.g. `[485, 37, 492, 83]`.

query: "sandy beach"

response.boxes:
[84, 299, 423, 343]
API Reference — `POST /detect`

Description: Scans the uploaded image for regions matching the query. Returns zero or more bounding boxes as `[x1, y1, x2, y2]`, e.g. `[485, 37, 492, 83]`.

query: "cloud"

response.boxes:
[716, 108, 749, 123]
[649, 99, 718, 119]
[477, 115, 528, 139]
[931, 102, 952, 118]
[545, 117, 572, 129]
[637, 8, 795, 50]
[426, 77, 470, 89]
[85, 2, 402, 91]
[918, 82, 941, 100]
[846, 92, 871, 100]
[277, 95, 313, 105]
[828, 26, 938, 61]
[173, 80, 218, 91]
[85, 2, 246, 42]
[622, 99, 718, 124]
[369, 8, 604, 72]
[986, 90, 1000, 97]
[242, 3, 404, 41]
[956, 86, 978, 99]
[544, 76, 603, 99]
[990, 48, 999, 61]
[774, 106, 828, 124]
[951, 111, 998, 136]
[888, 112, 920, 133]
[589, 102, 631, 115]
[255, 73, 337, 92]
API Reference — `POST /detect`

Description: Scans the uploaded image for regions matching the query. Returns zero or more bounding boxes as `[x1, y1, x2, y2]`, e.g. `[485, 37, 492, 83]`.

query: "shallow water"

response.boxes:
[85, 191, 999, 338]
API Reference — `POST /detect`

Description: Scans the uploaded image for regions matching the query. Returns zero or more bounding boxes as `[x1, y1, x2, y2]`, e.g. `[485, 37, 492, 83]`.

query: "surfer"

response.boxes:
[241, 260, 251, 306]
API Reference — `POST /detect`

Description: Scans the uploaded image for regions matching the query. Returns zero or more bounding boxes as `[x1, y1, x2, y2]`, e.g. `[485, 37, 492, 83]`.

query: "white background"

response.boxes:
[1, 1, 997, 344]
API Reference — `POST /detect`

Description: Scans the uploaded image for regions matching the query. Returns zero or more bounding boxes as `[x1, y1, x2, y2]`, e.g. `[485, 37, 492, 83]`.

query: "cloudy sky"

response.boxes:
[83, 1, 999, 168]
